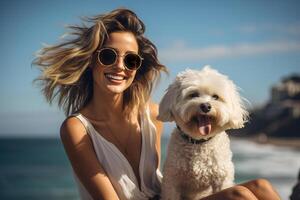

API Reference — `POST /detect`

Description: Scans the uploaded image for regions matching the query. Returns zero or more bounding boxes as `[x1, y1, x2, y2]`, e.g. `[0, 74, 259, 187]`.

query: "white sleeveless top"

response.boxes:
[72, 109, 162, 200]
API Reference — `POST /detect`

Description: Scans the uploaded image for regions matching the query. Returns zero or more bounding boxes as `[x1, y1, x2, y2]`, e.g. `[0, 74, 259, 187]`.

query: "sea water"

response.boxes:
[0, 136, 299, 200]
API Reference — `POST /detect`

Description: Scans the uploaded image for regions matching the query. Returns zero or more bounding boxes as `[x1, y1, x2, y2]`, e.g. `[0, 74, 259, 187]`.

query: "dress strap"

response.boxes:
[69, 113, 89, 130]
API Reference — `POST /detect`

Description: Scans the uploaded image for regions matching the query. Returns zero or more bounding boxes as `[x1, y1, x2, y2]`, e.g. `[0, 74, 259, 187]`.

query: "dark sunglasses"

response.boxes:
[96, 48, 143, 71]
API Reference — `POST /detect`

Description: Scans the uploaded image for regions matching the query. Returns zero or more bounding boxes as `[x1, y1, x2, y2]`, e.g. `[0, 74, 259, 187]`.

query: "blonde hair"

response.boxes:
[33, 8, 167, 116]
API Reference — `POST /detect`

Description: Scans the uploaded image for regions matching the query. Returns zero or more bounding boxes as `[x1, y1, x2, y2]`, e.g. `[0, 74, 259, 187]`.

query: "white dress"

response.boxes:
[71, 109, 162, 200]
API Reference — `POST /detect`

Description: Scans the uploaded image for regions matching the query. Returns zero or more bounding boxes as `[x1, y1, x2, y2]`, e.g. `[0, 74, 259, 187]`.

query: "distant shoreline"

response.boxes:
[232, 135, 300, 150]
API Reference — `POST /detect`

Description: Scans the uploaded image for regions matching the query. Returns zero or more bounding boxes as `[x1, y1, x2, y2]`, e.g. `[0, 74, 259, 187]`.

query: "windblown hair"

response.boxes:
[33, 8, 167, 116]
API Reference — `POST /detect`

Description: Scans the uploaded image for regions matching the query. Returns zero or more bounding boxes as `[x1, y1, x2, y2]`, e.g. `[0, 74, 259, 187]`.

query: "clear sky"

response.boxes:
[0, 0, 300, 137]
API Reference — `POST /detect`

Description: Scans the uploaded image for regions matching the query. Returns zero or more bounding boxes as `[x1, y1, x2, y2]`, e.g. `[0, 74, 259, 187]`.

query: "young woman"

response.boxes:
[34, 8, 280, 200]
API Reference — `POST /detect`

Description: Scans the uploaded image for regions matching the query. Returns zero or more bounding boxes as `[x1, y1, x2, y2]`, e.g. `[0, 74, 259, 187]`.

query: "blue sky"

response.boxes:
[0, 0, 300, 137]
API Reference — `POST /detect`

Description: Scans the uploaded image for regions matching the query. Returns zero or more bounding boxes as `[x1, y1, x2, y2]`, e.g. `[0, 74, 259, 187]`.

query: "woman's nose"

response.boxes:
[114, 56, 126, 70]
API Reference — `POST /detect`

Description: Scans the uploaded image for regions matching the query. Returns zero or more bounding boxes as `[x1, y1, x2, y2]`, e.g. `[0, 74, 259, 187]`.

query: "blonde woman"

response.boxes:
[34, 8, 280, 200]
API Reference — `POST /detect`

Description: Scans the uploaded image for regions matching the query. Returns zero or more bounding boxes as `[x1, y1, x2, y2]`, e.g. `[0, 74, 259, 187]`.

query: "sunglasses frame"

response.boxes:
[96, 47, 143, 71]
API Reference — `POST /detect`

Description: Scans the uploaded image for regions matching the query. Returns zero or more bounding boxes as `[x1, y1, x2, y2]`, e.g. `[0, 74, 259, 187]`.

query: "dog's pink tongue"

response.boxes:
[197, 115, 211, 136]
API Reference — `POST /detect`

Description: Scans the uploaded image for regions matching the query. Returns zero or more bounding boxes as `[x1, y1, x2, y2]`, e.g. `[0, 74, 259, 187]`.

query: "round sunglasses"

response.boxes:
[96, 48, 143, 71]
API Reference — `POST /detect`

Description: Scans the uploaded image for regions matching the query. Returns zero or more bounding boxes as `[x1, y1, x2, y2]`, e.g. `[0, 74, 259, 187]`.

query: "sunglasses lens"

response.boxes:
[98, 49, 116, 66]
[124, 54, 142, 70]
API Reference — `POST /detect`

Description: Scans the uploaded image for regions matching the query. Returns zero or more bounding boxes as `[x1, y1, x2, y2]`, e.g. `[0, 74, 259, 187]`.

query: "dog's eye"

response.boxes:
[212, 94, 219, 100]
[189, 92, 199, 98]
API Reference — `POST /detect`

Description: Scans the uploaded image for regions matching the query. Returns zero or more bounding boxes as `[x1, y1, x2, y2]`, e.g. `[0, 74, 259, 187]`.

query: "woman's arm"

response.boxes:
[60, 117, 120, 200]
[201, 179, 280, 200]
[149, 102, 163, 167]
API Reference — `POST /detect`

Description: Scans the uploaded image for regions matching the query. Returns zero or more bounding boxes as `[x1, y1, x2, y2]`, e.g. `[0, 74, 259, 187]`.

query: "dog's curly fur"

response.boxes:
[158, 66, 248, 200]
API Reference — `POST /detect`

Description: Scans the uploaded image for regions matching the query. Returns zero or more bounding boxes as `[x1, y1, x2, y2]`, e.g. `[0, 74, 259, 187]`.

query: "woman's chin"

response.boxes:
[105, 84, 129, 94]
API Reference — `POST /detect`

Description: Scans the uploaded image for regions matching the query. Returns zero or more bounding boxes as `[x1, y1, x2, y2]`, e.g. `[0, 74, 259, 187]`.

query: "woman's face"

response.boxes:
[92, 32, 139, 95]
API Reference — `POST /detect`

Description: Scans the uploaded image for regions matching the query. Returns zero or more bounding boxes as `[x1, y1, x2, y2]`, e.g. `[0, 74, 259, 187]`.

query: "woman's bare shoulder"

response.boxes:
[60, 116, 87, 144]
[149, 102, 159, 117]
[149, 101, 163, 135]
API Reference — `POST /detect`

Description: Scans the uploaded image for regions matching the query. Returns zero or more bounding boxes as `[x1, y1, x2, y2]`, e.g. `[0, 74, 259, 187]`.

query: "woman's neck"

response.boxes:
[83, 88, 126, 121]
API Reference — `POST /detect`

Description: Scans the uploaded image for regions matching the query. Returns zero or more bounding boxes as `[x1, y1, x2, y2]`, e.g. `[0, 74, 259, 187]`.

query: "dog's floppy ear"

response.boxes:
[229, 107, 248, 129]
[228, 85, 249, 129]
[157, 84, 177, 122]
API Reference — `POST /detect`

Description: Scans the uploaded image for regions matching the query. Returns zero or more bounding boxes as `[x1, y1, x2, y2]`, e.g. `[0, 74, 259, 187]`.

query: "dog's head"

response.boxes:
[158, 66, 249, 140]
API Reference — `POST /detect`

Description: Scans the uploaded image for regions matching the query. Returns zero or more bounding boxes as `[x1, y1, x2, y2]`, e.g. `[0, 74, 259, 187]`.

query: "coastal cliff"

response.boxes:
[233, 74, 300, 138]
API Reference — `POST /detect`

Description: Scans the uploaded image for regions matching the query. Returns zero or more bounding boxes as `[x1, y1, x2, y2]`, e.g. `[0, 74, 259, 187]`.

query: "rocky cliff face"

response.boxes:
[235, 74, 300, 138]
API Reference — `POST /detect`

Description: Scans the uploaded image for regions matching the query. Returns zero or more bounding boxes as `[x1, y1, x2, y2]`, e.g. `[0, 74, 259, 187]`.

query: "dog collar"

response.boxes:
[176, 125, 213, 144]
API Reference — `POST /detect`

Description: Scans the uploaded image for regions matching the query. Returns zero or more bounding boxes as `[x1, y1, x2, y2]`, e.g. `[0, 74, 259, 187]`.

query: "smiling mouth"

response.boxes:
[104, 73, 127, 81]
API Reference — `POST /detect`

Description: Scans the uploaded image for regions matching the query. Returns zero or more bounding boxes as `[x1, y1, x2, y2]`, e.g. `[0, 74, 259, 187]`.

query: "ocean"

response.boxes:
[0, 136, 299, 200]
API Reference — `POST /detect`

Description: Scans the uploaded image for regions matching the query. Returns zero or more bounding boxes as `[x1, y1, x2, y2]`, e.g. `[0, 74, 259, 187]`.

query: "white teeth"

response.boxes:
[105, 74, 125, 80]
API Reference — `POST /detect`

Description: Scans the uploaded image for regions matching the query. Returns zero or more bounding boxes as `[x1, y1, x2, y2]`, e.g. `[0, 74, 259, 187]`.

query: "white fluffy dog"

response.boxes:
[158, 66, 248, 200]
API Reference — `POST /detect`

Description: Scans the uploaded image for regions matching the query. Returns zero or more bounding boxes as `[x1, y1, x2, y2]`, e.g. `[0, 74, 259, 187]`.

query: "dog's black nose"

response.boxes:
[200, 103, 211, 113]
